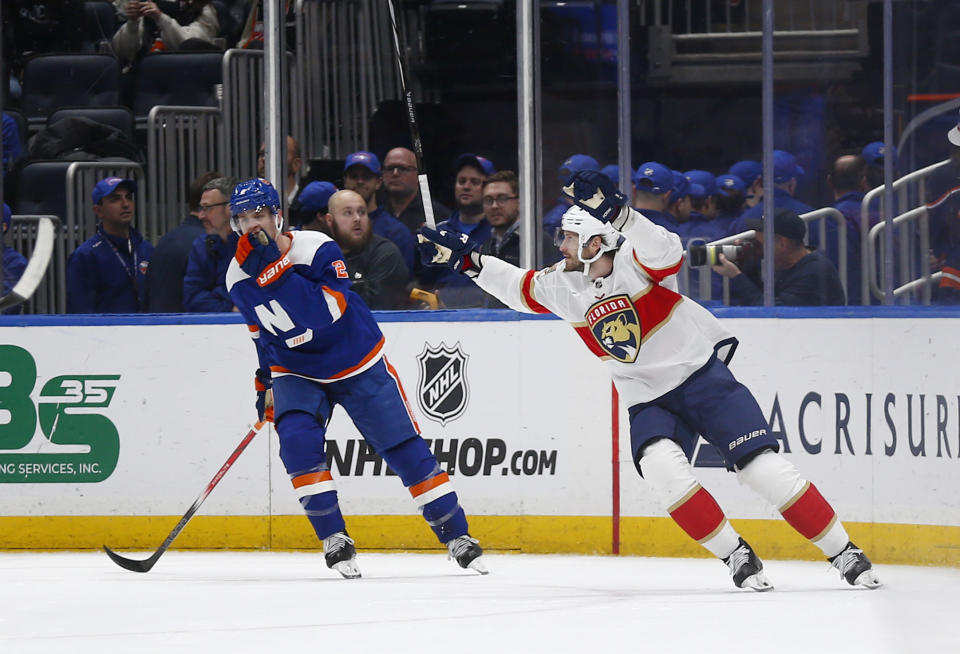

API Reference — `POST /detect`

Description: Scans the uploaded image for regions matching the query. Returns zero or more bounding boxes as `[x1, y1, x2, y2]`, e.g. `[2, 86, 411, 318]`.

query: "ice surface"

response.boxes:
[1, 551, 956, 653]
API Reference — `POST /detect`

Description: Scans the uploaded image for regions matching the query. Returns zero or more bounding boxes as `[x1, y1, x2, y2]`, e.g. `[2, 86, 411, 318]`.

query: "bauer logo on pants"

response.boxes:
[416, 342, 469, 426]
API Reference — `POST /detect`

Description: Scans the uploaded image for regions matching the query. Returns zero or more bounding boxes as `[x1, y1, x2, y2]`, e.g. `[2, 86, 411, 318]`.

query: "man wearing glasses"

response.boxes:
[183, 176, 240, 312]
[382, 147, 450, 235]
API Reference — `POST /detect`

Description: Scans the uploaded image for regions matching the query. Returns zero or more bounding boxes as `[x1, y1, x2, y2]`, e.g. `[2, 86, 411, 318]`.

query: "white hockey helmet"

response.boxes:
[559, 205, 621, 273]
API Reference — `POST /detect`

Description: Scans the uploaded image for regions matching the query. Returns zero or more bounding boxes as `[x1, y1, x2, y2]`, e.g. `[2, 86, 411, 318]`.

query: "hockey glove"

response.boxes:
[254, 368, 274, 422]
[561, 170, 628, 224]
[417, 226, 483, 278]
[235, 230, 292, 287]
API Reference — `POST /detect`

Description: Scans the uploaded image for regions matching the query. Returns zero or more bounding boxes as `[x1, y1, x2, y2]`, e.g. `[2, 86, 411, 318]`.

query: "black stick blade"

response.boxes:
[102, 545, 161, 573]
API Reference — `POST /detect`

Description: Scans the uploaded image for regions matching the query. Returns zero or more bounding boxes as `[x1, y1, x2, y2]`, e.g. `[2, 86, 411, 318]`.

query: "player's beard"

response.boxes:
[561, 254, 584, 272]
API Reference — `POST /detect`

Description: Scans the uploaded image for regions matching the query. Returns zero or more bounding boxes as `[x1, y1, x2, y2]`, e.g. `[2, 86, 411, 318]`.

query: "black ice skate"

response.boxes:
[323, 531, 361, 579]
[723, 538, 773, 591]
[447, 534, 489, 575]
[829, 542, 881, 589]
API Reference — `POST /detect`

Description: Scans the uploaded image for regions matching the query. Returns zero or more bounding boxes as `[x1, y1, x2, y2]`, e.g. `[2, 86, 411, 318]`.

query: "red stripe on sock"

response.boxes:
[781, 483, 836, 540]
[669, 486, 726, 542]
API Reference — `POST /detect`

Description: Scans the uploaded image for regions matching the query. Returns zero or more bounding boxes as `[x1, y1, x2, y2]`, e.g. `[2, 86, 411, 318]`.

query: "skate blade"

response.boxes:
[853, 569, 881, 589]
[742, 572, 774, 592]
[466, 555, 490, 575]
[332, 560, 361, 579]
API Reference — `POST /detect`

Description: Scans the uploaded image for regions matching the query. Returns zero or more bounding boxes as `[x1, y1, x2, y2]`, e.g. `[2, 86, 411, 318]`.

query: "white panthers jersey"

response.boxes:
[474, 207, 737, 403]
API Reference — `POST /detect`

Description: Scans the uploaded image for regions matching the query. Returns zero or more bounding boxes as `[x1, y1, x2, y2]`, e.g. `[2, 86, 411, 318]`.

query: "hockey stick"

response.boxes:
[386, 0, 436, 227]
[103, 419, 268, 573]
[0, 216, 55, 312]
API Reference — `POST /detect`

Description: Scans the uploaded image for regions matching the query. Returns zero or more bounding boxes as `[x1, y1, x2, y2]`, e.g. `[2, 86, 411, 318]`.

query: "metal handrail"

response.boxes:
[867, 205, 928, 302]
[897, 98, 960, 155]
[894, 272, 941, 298]
[860, 158, 950, 304]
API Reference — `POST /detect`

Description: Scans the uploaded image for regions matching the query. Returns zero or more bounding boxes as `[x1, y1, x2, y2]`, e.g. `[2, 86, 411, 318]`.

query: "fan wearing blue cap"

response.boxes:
[714, 174, 747, 234]
[66, 176, 154, 313]
[684, 170, 728, 244]
[543, 153, 600, 239]
[861, 141, 897, 190]
[728, 160, 763, 209]
[343, 150, 416, 273]
[2, 203, 29, 314]
[727, 150, 814, 237]
[290, 180, 338, 232]
[630, 162, 677, 234]
[417, 153, 500, 308]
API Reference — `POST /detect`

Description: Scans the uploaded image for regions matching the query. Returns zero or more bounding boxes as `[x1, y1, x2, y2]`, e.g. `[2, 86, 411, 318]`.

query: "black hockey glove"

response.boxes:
[254, 368, 274, 422]
[235, 230, 291, 287]
[561, 170, 628, 224]
[417, 226, 483, 278]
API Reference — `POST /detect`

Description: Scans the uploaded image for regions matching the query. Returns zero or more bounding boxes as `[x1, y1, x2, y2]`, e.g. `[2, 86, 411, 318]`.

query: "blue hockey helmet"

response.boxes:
[230, 178, 283, 233]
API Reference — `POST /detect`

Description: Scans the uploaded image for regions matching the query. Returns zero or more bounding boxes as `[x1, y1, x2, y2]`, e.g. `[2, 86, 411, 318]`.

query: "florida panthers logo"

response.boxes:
[586, 295, 642, 363]
[416, 342, 470, 426]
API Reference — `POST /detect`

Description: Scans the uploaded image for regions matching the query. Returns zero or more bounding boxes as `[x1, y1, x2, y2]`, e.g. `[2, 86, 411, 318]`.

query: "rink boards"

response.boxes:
[1, 308, 958, 566]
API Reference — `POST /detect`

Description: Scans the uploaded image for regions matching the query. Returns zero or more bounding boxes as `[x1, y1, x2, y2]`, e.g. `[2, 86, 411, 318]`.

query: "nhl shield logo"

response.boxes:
[417, 342, 470, 426]
[586, 294, 642, 363]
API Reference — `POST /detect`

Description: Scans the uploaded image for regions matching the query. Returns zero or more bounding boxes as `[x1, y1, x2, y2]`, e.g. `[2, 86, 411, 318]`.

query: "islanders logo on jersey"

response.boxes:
[416, 342, 470, 426]
[586, 295, 642, 363]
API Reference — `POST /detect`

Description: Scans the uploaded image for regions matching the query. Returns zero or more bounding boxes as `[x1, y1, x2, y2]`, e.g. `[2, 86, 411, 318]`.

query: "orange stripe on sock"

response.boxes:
[409, 472, 450, 499]
[668, 486, 727, 542]
[292, 470, 333, 489]
[780, 482, 837, 541]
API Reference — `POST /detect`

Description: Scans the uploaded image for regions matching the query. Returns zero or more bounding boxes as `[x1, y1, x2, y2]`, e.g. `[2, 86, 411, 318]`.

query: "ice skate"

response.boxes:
[447, 534, 489, 575]
[830, 542, 880, 589]
[723, 538, 773, 591]
[323, 531, 361, 579]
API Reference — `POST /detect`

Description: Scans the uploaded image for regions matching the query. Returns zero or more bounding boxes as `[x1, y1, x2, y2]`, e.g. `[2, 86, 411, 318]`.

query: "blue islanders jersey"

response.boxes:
[226, 231, 385, 382]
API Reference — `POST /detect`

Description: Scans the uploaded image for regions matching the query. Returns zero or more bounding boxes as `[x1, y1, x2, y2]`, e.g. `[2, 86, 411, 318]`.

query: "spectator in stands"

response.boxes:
[862, 141, 896, 190]
[146, 170, 220, 312]
[631, 162, 676, 231]
[290, 181, 337, 233]
[67, 177, 153, 313]
[2, 203, 28, 315]
[543, 154, 599, 239]
[381, 146, 451, 235]
[257, 135, 303, 205]
[111, 1, 220, 70]
[2, 112, 22, 183]
[728, 159, 762, 209]
[478, 170, 522, 267]
[712, 208, 846, 306]
[183, 176, 239, 312]
[684, 170, 727, 243]
[342, 150, 415, 273]
[825, 154, 869, 305]
[416, 154, 496, 308]
[729, 150, 814, 236]
[666, 171, 702, 245]
[601, 164, 622, 190]
[324, 189, 409, 310]
[714, 173, 746, 235]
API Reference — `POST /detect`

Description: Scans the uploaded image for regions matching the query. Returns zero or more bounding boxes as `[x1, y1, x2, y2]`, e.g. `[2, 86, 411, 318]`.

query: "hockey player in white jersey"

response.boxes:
[418, 169, 880, 591]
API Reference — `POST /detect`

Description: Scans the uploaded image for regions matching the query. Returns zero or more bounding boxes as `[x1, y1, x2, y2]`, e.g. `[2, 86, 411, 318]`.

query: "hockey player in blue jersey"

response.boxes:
[225, 178, 487, 578]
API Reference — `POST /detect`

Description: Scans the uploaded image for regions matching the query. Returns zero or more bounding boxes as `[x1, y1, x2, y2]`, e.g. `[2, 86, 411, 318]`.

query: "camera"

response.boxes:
[688, 244, 741, 267]
[687, 240, 760, 267]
